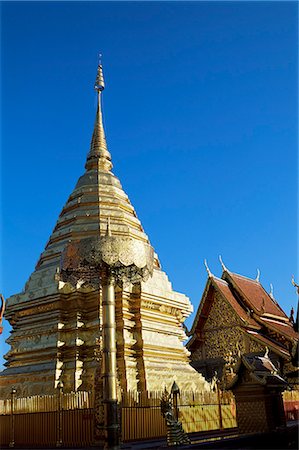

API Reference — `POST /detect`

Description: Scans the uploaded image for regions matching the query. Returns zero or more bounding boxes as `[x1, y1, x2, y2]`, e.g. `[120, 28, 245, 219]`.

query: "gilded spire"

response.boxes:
[86, 62, 113, 172]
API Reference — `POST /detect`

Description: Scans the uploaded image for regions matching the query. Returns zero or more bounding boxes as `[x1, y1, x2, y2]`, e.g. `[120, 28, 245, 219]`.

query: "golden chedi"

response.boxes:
[0, 64, 209, 398]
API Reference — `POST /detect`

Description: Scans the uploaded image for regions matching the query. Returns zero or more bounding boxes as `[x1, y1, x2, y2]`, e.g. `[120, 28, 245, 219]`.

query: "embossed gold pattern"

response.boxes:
[60, 232, 154, 287]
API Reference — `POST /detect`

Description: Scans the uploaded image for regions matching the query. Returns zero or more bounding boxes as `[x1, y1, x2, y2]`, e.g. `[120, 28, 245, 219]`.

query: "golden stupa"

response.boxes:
[0, 64, 208, 398]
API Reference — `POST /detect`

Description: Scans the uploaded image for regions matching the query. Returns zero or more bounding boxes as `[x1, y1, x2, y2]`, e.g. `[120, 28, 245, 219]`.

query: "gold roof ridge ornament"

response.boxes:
[86, 57, 112, 172]
[269, 283, 274, 299]
[263, 346, 269, 358]
[219, 255, 229, 273]
[255, 268, 260, 282]
[291, 275, 299, 296]
[268, 283, 278, 304]
[204, 259, 213, 278]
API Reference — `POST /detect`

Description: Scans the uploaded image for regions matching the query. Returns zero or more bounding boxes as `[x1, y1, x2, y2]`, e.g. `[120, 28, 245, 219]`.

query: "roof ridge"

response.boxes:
[230, 272, 259, 283]
[212, 276, 228, 284]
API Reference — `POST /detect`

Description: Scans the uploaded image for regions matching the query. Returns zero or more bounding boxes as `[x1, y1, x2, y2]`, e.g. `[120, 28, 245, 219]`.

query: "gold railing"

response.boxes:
[121, 390, 167, 441]
[177, 390, 237, 433]
[0, 389, 237, 447]
[120, 390, 237, 441]
[283, 390, 299, 421]
[0, 391, 94, 448]
[0, 391, 93, 414]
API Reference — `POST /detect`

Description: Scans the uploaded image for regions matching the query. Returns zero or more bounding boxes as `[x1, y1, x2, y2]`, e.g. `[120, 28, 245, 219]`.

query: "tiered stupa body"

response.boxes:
[0, 65, 208, 397]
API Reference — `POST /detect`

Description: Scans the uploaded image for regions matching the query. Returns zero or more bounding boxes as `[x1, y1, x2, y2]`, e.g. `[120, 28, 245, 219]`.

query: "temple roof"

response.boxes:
[222, 271, 288, 320]
[228, 353, 287, 389]
[245, 330, 290, 358]
[258, 317, 298, 340]
[188, 263, 298, 359]
[212, 278, 260, 328]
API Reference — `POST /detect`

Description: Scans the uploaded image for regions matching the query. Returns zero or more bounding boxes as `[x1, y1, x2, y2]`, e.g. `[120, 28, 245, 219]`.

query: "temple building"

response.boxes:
[188, 259, 298, 383]
[0, 64, 209, 398]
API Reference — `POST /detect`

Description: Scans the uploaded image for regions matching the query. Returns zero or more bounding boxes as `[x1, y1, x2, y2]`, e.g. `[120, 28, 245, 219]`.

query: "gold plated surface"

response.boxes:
[0, 63, 209, 399]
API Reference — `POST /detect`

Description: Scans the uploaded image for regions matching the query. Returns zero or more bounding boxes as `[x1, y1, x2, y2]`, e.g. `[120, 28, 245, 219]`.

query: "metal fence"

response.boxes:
[0, 389, 237, 447]
[0, 391, 94, 448]
[0, 391, 92, 414]
[283, 390, 299, 421]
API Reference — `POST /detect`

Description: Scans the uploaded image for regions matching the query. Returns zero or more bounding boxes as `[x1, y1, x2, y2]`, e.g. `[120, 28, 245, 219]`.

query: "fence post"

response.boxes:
[9, 388, 16, 448]
[56, 381, 63, 447]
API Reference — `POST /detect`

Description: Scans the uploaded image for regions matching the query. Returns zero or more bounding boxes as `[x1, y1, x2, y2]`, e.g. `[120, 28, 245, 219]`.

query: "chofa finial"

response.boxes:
[219, 255, 228, 272]
[291, 275, 299, 295]
[204, 259, 213, 278]
[255, 268, 260, 282]
[269, 283, 274, 298]
[290, 307, 295, 324]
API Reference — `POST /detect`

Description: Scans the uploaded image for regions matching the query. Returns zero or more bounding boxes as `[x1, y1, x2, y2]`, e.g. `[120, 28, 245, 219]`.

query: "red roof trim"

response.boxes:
[246, 330, 290, 358]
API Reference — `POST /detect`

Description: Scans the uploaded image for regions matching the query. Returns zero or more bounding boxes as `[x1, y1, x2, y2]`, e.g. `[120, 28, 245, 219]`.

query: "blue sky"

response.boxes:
[0, 1, 298, 368]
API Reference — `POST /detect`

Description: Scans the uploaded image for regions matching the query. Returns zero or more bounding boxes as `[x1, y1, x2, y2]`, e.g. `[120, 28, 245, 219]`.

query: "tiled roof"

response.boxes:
[259, 317, 298, 340]
[226, 272, 288, 319]
[213, 278, 260, 329]
[245, 330, 290, 357]
[189, 270, 297, 360]
[229, 354, 288, 389]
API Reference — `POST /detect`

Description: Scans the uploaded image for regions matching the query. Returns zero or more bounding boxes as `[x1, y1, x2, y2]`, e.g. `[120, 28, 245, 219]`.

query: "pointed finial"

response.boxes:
[290, 307, 295, 324]
[219, 255, 228, 272]
[291, 275, 299, 295]
[106, 217, 112, 237]
[255, 269, 260, 282]
[269, 283, 278, 304]
[94, 56, 105, 91]
[204, 259, 213, 277]
[86, 59, 112, 172]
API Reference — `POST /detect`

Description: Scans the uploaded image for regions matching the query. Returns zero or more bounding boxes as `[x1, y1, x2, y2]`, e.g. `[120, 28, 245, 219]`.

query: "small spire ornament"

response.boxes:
[204, 259, 213, 277]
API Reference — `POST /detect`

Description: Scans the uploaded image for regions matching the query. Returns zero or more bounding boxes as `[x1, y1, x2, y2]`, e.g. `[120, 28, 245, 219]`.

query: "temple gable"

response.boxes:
[188, 265, 298, 382]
